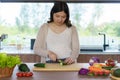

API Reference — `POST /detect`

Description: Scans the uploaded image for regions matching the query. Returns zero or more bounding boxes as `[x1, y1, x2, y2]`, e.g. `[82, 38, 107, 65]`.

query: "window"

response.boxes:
[0, 2, 120, 52]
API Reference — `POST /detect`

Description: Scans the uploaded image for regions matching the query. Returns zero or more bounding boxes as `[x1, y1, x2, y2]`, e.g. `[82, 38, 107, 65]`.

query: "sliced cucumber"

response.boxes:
[58, 60, 67, 66]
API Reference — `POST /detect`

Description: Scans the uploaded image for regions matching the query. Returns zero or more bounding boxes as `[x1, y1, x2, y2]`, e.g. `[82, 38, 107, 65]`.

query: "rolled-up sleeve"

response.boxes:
[70, 26, 80, 60]
[33, 24, 48, 58]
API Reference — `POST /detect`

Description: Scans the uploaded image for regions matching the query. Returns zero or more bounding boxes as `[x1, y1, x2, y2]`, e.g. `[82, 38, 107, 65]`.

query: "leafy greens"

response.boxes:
[0, 52, 21, 68]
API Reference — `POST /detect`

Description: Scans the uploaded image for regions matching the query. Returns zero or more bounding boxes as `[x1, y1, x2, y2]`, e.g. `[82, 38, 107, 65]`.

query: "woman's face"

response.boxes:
[53, 11, 67, 26]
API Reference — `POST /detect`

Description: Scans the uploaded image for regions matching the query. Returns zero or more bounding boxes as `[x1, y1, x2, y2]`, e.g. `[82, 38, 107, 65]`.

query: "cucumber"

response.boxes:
[102, 66, 113, 70]
[58, 60, 67, 66]
[34, 63, 45, 68]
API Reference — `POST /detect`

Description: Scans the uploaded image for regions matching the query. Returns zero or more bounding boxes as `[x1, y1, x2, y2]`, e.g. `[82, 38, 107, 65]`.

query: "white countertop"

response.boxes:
[0, 46, 33, 54]
[0, 46, 120, 54]
[81, 49, 120, 54]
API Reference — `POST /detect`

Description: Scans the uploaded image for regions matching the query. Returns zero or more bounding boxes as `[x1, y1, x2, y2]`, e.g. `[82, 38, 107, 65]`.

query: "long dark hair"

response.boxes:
[47, 1, 72, 27]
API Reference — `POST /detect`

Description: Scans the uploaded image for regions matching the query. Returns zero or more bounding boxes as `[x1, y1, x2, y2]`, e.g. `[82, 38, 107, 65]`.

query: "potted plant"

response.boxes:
[0, 52, 21, 78]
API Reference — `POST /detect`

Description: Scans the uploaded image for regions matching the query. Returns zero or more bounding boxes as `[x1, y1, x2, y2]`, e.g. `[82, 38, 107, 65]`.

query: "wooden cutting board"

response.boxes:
[33, 63, 82, 71]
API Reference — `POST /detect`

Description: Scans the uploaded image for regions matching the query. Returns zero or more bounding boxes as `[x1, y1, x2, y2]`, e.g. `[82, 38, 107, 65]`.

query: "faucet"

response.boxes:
[0, 34, 8, 50]
[98, 32, 109, 51]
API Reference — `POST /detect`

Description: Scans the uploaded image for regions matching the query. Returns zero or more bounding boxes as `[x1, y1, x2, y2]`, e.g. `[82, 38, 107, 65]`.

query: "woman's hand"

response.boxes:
[48, 51, 57, 61]
[64, 57, 75, 65]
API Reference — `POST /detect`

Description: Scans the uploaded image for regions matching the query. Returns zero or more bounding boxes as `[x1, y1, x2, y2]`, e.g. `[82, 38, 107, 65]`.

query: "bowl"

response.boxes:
[105, 60, 117, 67]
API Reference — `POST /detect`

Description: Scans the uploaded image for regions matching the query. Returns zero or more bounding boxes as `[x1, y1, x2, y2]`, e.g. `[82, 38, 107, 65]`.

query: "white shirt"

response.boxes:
[46, 27, 72, 59]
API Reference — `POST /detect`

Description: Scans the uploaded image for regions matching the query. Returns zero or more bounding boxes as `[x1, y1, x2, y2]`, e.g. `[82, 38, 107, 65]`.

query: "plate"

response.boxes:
[110, 74, 120, 80]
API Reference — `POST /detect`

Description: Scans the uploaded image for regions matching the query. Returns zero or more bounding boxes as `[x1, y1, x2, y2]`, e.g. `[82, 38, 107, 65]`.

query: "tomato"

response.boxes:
[94, 72, 99, 76]
[16, 72, 33, 77]
[26, 72, 33, 77]
[98, 71, 103, 76]
[26, 73, 31, 77]
[104, 70, 110, 76]
[16, 72, 23, 77]
[28, 72, 33, 76]
[22, 72, 27, 77]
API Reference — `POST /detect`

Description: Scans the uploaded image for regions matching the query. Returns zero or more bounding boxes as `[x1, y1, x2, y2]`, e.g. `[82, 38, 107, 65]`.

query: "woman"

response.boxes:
[33, 1, 80, 64]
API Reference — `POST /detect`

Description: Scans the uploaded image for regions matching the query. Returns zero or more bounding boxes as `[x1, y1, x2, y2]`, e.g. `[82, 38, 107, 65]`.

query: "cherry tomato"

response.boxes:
[98, 71, 103, 76]
[104, 70, 110, 76]
[16, 72, 33, 77]
[25, 72, 33, 77]
[16, 72, 23, 77]
[22, 72, 27, 77]
[94, 72, 99, 76]
[28, 72, 33, 76]
[26, 73, 31, 77]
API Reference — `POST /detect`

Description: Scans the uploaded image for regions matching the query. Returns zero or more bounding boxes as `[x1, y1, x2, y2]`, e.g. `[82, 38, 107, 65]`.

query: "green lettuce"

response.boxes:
[0, 53, 21, 68]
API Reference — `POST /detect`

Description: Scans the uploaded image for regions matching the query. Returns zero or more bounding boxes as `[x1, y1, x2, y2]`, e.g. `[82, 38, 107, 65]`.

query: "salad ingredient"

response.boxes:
[105, 58, 117, 67]
[78, 68, 89, 75]
[16, 72, 33, 77]
[93, 63, 102, 68]
[34, 63, 45, 68]
[16, 72, 23, 77]
[0, 53, 21, 68]
[102, 66, 113, 70]
[88, 66, 110, 76]
[89, 57, 100, 66]
[18, 63, 30, 72]
[58, 60, 67, 66]
[113, 68, 120, 77]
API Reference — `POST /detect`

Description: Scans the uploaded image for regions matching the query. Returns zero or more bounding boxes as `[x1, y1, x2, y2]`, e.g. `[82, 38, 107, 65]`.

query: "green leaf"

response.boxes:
[0, 53, 22, 68]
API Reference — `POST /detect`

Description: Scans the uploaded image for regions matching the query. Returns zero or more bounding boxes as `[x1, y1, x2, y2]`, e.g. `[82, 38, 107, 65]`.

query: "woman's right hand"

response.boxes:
[48, 51, 57, 61]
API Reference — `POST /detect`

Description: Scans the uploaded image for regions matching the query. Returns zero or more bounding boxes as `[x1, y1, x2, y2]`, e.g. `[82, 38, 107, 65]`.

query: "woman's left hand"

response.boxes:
[64, 57, 75, 65]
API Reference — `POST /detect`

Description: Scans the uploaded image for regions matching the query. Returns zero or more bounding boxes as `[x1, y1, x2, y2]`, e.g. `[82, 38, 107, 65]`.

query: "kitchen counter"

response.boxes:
[0, 47, 33, 54]
[0, 46, 120, 54]
[0, 63, 112, 80]
[81, 50, 120, 54]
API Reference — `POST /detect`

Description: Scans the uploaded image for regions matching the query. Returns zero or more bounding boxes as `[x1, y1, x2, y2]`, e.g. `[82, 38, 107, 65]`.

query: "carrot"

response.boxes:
[88, 66, 110, 76]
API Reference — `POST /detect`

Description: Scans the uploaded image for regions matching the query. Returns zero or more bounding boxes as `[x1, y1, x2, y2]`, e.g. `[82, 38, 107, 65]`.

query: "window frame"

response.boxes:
[1, 0, 120, 53]
[1, 0, 120, 3]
